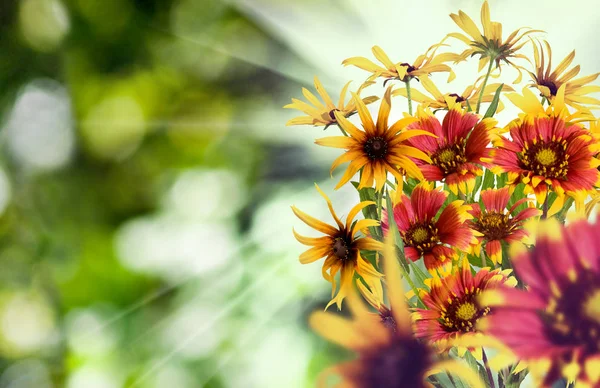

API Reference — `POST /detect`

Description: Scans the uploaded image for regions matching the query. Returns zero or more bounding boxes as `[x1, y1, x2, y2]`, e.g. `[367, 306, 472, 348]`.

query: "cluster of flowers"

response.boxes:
[286, 2, 600, 388]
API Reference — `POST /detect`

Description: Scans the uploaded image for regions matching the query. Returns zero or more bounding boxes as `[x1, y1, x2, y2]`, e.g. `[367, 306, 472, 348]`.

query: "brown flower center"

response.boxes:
[441, 293, 490, 333]
[328, 108, 340, 121]
[539, 80, 559, 96]
[332, 237, 350, 260]
[356, 333, 433, 388]
[364, 136, 389, 160]
[475, 212, 511, 241]
[448, 93, 466, 103]
[542, 270, 600, 354]
[520, 139, 569, 180]
[431, 140, 468, 175]
[405, 222, 439, 254]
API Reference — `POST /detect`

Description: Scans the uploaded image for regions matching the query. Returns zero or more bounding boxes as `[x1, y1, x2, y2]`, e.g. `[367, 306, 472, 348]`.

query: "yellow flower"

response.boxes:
[315, 86, 435, 192]
[284, 76, 378, 127]
[447, 1, 541, 82]
[506, 85, 596, 124]
[292, 184, 383, 310]
[393, 76, 513, 112]
[342, 44, 459, 84]
[528, 40, 600, 111]
[309, 234, 485, 388]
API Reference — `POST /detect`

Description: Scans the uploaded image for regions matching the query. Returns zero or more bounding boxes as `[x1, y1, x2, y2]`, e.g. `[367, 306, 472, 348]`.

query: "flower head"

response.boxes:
[405, 104, 497, 195]
[343, 44, 458, 84]
[481, 218, 600, 387]
[393, 76, 513, 112]
[489, 114, 600, 211]
[310, 235, 484, 388]
[316, 86, 435, 192]
[468, 187, 541, 264]
[414, 260, 516, 352]
[381, 183, 474, 271]
[292, 184, 383, 310]
[528, 40, 600, 111]
[284, 76, 378, 127]
[447, 1, 541, 82]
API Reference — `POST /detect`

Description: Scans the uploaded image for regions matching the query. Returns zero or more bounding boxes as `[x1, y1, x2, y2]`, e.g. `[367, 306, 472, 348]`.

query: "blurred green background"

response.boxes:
[1, 0, 598, 387]
[0, 0, 345, 386]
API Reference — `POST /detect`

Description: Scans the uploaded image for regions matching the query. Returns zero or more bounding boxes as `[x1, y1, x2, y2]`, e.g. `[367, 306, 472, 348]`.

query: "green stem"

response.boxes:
[405, 79, 413, 115]
[337, 124, 348, 137]
[476, 58, 495, 114]
[482, 349, 497, 388]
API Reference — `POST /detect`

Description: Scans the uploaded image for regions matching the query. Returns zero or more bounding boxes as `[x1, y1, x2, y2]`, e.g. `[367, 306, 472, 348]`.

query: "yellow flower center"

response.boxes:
[456, 302, 477, 321]
[535, 148, 557, 166]
[437, 149, 456, 164]
[411, 227, 429, 243]
[584, 289, 600, 324]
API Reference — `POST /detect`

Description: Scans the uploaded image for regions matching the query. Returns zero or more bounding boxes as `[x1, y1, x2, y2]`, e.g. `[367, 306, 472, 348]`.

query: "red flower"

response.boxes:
[468, 187, 541, 264]
[414, 260, 515, 351]
[405, 104, 496, 195]
[490, 116, 600, 210]
[481, 219, 600, 386]
[381, 183, 473, 271]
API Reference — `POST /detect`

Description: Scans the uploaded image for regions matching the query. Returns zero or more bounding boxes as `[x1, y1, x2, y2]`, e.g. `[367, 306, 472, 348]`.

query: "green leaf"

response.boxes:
[495, 172, 508, 189]
[483, 83, 504, 118]
[472, 174, 483, 195]
[481, 169, 495, 191]
[352, 181, 381, 239]
[465, 99, 473, 112]
[507, 183, 527, 213]
[385, 192, 410, 274]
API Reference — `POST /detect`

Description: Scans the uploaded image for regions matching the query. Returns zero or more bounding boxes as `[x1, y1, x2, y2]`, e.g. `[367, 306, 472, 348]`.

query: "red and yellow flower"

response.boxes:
[381, 183, 474, 271]
[342, 44, 458, 84]
[284, 76, 378, 127]
[315, 86, 434, 192]
[528, 40, 600, 112]
[413, 260, 516, 353]
[309, 235, 484, 388]
[468, 187, 541, 264]
[489, 112, 600, 213]
[481, 218, 600, 387]
[292, 184, 383, 310]
[404, 103, 497, 195]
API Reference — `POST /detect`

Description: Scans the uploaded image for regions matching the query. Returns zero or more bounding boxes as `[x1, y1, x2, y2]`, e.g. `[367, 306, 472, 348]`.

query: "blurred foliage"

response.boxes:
[0, 0, 328, 386]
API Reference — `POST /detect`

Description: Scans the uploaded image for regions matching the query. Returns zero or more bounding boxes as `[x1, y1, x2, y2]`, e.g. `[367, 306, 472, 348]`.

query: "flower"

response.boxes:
[342, 44, 458, 84]
[507, 86, 595, 124]
[480, 218, 600, 387]
[528, 40, 600, 111]
[381, 183, 474, 271]
[468, 187, 541, 264]
[489, 113, 600, 212]
[309, 234, 484, 388]
[404, 103, 497, 195]
[393, 76, 512, 112]
[447, 1, 541, 82]
[413, 259, 516, 352]
[292, 184, 384, 310]
[284, 76, 378, 127]
[315, 86, 434, 192]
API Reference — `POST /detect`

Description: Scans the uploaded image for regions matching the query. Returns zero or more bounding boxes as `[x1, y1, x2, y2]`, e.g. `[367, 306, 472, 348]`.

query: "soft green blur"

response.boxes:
[0, 0, 343, 387]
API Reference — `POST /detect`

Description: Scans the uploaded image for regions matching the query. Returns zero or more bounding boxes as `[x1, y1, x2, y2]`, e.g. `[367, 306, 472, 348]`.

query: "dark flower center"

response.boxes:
[328, 108, 340, 121]
[379, 307, 397, 332]
[356, 334, 433, 388]
[405, 222, 439, 254]
[474, 212, 512, 241]
[332, 237, 350, 260]
[520, 139, 569, 180]
[541, 269, 600, 354]
[431, 140, 468, 175]
[448, 93, 466, 103]
[539, 80, 559, 96]
[441, 293, 490, 333]
[364, 136, 389, 160]
[399, 62, 417, 73]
